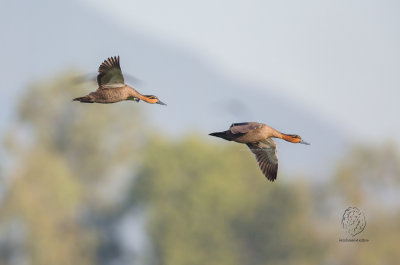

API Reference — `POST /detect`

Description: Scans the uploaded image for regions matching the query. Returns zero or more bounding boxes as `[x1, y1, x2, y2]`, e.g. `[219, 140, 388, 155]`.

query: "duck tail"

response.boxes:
[209, 131, 232, 141]
[73, 96, 94, 103]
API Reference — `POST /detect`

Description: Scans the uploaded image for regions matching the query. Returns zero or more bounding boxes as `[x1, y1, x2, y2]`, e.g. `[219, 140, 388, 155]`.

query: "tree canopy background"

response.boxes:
[0, 74, 399, 265]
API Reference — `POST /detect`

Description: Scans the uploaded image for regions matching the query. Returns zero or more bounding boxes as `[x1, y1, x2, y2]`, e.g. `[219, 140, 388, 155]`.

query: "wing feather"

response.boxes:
[230, 122, 263, 134]
[97, 56, 125, 88]
[247, 139, 278, 181]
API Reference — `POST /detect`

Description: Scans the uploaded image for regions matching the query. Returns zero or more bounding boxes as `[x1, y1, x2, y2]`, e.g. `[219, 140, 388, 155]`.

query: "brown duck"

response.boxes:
[209, 122, 310, 181]
[73, 56, 166, 105]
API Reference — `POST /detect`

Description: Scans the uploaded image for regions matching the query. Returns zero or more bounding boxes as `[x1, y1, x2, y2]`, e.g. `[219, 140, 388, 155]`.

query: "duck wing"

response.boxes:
[97, 56, 125, 89]
[247, 138, 278, 181]
[229, 122, 263, 134]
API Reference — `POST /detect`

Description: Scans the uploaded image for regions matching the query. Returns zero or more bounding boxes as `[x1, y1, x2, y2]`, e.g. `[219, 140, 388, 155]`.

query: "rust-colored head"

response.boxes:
[142, 95, 167, 105]
[282, 134, 310, 145]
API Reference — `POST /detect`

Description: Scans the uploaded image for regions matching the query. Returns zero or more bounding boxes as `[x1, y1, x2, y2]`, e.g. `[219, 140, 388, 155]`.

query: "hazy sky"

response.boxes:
[82, 0, 400, 141]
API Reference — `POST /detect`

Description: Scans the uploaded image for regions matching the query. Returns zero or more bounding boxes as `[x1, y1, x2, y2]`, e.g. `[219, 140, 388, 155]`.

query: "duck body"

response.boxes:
[214, 122, 280, 143]
[209, 122, 309, 181]
[79, 85, 140, 104]
[73, 56, 166, 105]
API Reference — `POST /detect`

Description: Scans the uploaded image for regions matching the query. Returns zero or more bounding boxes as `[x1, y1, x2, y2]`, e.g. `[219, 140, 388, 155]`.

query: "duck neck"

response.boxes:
[136, 93, 150, 102]
[278, 133, 301, 143]
[129, 88, 153, 103]
[138, 94, 157, 103]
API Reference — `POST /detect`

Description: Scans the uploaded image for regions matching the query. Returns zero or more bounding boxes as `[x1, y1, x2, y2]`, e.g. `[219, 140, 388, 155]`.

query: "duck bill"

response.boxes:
[156, 100, 167, 106]
[300, 140, 310, 145]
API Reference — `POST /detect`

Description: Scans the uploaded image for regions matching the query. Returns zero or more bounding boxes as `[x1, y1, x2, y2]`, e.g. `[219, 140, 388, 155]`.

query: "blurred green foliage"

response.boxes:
[0, 73, 399, 265]
[132, 136, 325, 265]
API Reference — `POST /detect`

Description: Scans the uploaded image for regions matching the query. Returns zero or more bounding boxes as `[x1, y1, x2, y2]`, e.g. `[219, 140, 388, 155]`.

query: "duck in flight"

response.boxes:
[73, 56, 166, 105]
[209, 122, 310, 181]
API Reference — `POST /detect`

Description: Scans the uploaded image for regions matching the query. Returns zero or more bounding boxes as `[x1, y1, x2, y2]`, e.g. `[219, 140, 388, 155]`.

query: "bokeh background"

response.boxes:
[1, 1, 399, 264]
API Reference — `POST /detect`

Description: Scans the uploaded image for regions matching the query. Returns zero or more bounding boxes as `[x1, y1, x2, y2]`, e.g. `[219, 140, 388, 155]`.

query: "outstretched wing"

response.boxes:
[230, 122, 263, 134]
[247, 139, 278, 181]
[97, 56, 125, 88]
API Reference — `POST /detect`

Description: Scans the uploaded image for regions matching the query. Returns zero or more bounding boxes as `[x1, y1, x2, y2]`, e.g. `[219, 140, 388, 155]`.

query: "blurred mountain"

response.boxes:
[0, 0, 349, 179]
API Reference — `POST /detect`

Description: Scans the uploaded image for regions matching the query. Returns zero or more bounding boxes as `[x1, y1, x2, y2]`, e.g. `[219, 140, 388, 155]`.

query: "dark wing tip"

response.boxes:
[99, 55, 121, 73]
[265, 164, 278, 181]
[258, 159, 278, 181]
[230, 122, 249, 128]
